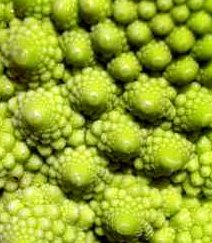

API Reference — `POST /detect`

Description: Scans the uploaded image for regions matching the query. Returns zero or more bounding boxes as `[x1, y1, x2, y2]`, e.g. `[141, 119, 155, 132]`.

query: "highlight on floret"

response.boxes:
[1, 0, 212, 242]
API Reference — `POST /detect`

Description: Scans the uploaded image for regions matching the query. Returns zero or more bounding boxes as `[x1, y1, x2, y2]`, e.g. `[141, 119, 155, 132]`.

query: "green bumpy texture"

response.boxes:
[91, 19, 128, 60]
[173, 82, 212, 131]
[0, 0, 14, 27]
[52, 0, 79, 30]
[91, 173, 182, 242]
[123, 75, 176, 121]
[0, 184, 98, 243]
[60, 29, 95, 68]
[112, 0, 137, 25]
[151, 198, 212, 243]
[172, 132, 212, 198]
[192, 34, 212, 61]
[137, 1, 157, 20]
[45, 145, 110, 198]
[197, 61, 212, 87]
[79, 0, 112, 24]
[126, 20, 153, 47]
[187, 10, 212, 35]
[135, 128, 194, 177]
[86, 109, 141, 161]
[107, 52, 141, 83]
[164, 56, 199, 85]
[66, 67, 120, 118]
[149, 13, 174, 37]
[8, 87, 85, 155]
[171, 4, 190, 24]
[166, 26, 195, 53]
[137, 41, 172, 71]
[0, 18, 64, 89]
[13, 0, 53, 19]
[0, 75, 14, 100]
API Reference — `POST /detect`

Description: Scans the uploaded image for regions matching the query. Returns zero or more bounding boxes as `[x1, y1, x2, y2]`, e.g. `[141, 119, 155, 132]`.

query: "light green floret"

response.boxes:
[149, 13, 174, 37]
[66, 67, 119, 118]
[0, 75, 15, 100]
[135, 128, 194, 177]
[187, 0, 204, 11]
[0, 184, 98, 243]
[137, 41, 172, 71]
[0, 1, 14, 27]
[113, 0, 137, 25]
[172, 132, 212, 197]
[0, 18, 64, 89]
[60, 29, 94, 68]
[204, 0, 212, 13]
[151, 199, 212, 242]
[52, 0, 79, 30]
[171, 5, 190, 24]
[137, 1, 157, 20]
[86, 109, 141, 161]
[91, 19, 128, 60]
[8, 87, 85, 156]
[173, 82, 212, 131]
[166, 26, 195, 53]
[126, 20, 153, 47]
[46, 146, 109, 198]
[79, 0, 112, 24]
[197, 61, 212, 87]
[91, 174, 182, 242]
[13, 0, 53, 19]
[187, 11, 212, 35]
[0, 113, 35, 192]
[164, 56, 199, 85]
[156, 0, 173, 12]
[123, 75, 176, 121]
[192, 34, 212, 61]
[107, 52, 141, 83]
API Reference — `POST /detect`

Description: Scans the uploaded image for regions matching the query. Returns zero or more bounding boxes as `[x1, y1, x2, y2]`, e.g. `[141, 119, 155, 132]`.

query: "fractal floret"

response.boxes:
[0, 184, 98, 243]
[66, 67, 120, 117]
[0, 17, 64, 88]
[123, 74, 176, 121]
[173, 82, 212, 131]
[45, 145, 110, 199]
[86, 109, 141, 161]
[2, 0, 212, 242]
[8, 86, 85, 155]
[134, 127, 194, 177]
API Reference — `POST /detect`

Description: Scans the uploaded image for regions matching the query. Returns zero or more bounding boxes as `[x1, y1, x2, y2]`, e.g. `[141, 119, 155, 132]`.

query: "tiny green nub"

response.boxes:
[52, 0, 79, 30]
[111, 211, 142, 236]
[197, 61, 212, 87]
[166, 26, 195, 53]
[174, 83, 212, 131]
[192, 34, 212, 61]
[79, 0, 112, 24]
[126, 20, 153, 47]
[171, 5, 190, 24]
[156, 0, 173, 12]
[21, 96, 52, 130]
[150, 13, 174, 37]
[10, 39, 40, 69]
[204, 0, 212, 13]
[187, 0, 204, 10]
[187, 11, 212, 35]
[137, 41, 172, 71]
[60, 29, 94, 67]
[113, 0, 137, 25]
[164, 56, 199, 85]
[137, 1, 157, 20]
[91, 19, 128, 59]
[107, 52, 141, 82]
